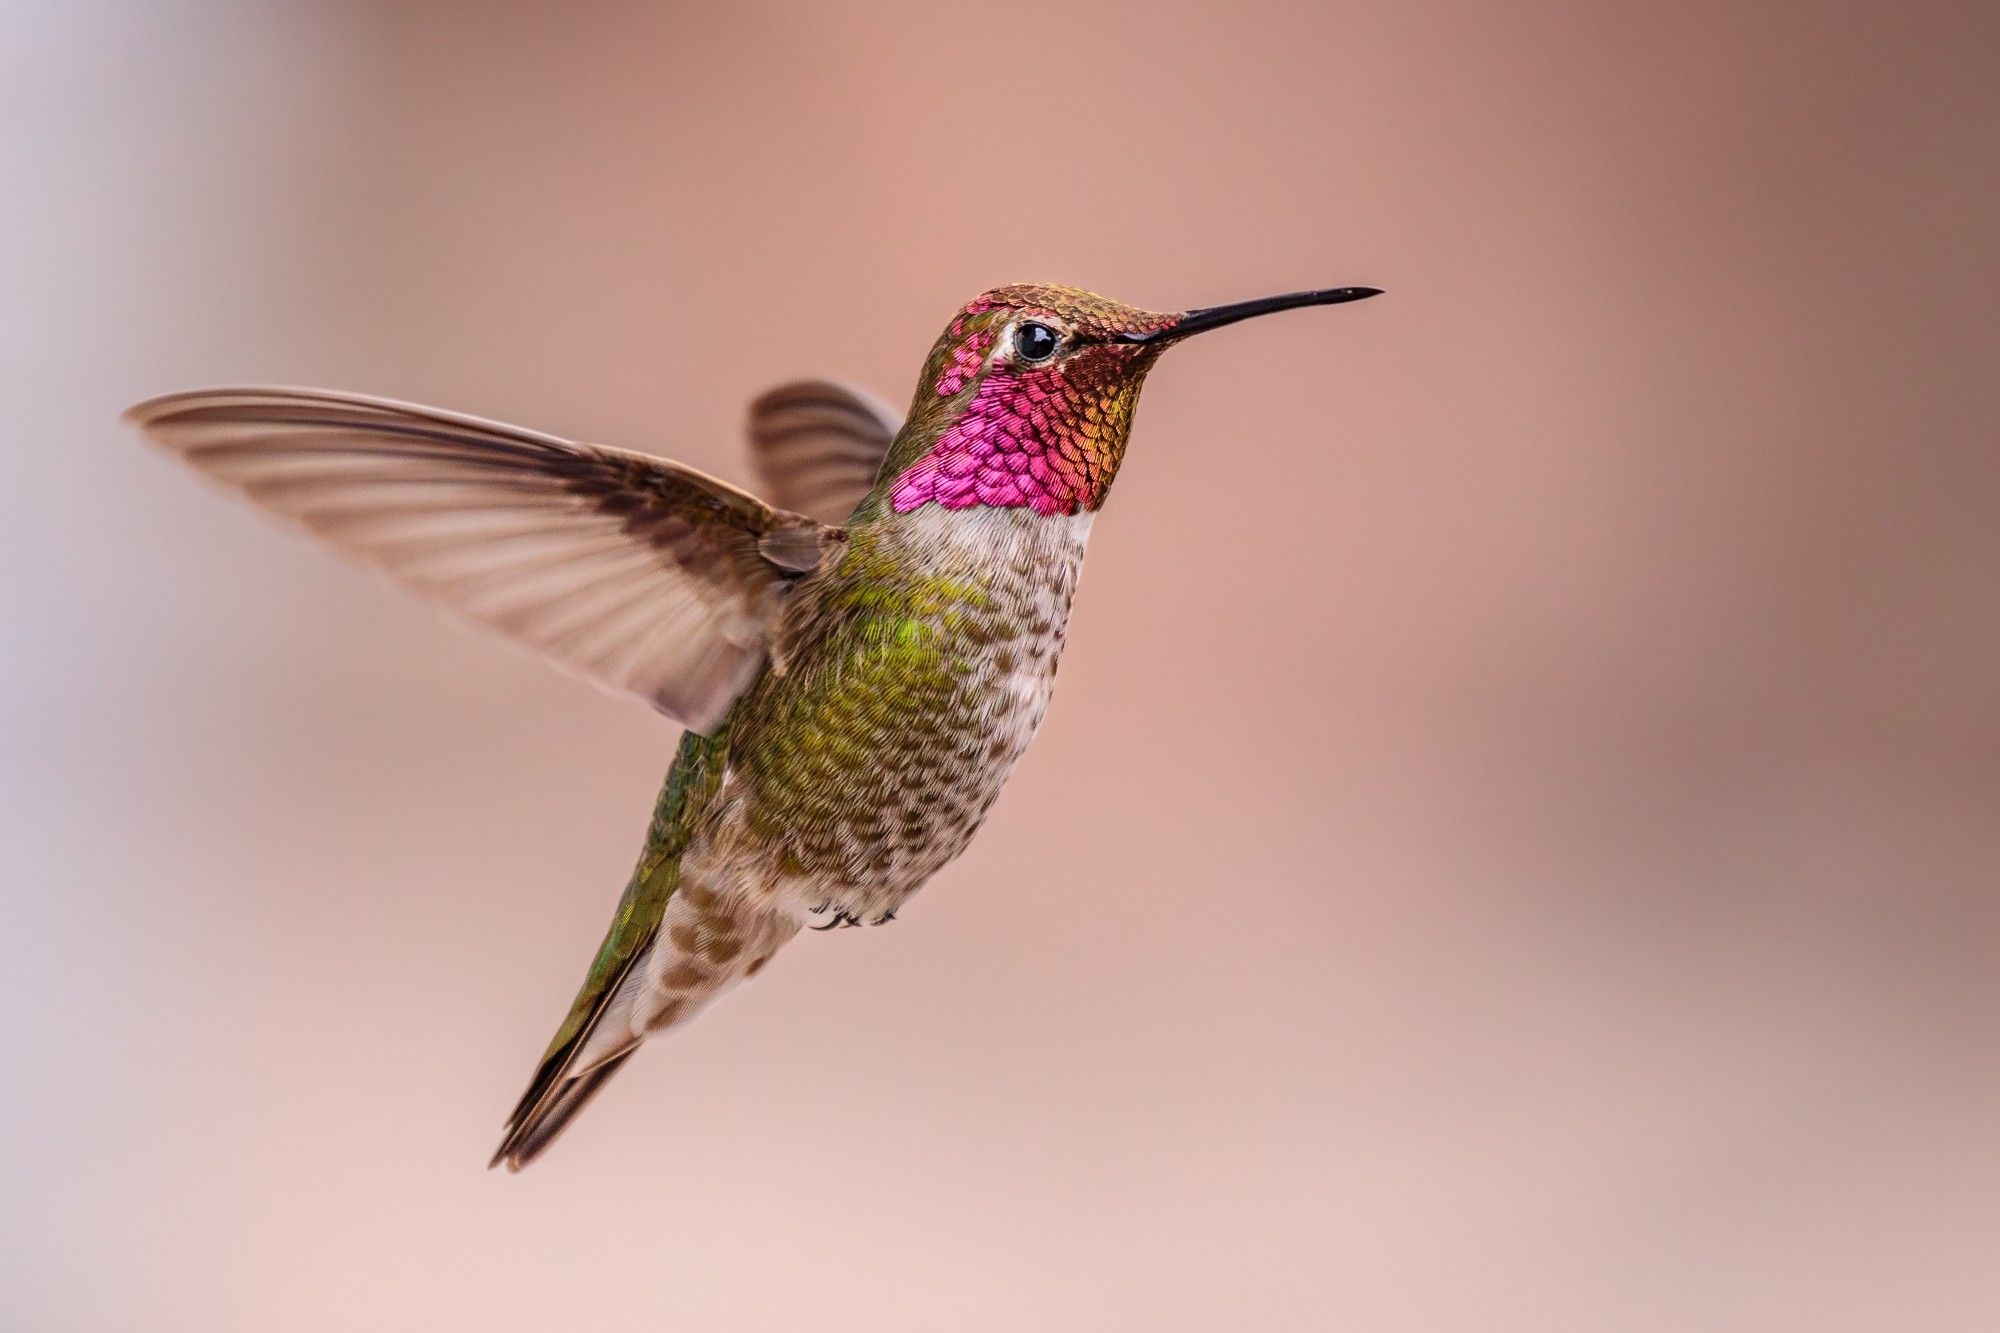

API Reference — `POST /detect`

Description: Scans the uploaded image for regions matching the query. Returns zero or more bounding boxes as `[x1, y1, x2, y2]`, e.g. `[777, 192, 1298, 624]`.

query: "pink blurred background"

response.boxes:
[6, 3, 1998, 1328]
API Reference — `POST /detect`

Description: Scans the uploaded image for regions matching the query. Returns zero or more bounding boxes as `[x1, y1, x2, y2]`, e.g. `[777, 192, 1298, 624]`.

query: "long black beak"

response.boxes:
[1120, 286, 1383, 344]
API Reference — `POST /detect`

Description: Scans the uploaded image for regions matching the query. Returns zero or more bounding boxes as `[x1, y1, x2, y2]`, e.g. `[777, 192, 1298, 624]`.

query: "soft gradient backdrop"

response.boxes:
[6, 2, 1997, 1328]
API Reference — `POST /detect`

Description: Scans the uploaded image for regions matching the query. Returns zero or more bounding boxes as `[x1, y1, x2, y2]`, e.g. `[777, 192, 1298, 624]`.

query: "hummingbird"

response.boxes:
[126, 281, 1381, 1169]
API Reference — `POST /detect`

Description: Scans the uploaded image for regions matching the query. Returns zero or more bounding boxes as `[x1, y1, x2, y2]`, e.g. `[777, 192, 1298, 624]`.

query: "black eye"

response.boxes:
[1016, 321, 1061, 363]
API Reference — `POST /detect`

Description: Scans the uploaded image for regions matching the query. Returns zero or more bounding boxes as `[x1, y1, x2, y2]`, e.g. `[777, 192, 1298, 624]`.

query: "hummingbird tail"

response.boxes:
[490, 879, 800, 1172]
[488, 1048, 637, 1171]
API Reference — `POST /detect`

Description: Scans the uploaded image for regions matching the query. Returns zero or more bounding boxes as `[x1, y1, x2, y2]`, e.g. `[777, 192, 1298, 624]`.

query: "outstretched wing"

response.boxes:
[128, 387, 842, 734]
[746, 379, 902, 525]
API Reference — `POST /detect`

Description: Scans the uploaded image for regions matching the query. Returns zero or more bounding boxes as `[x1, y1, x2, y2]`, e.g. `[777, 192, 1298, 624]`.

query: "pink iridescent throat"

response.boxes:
[890, 344, 1149, 517]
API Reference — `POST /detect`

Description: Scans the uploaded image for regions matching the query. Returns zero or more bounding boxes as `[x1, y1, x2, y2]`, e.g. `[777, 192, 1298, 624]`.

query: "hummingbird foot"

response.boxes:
[806, 900, 866, 931]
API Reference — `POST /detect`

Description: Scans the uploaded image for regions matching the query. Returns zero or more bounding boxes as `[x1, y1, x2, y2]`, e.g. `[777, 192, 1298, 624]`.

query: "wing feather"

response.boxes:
[746, 379, 901, 524]
[128, 387, 843, 733]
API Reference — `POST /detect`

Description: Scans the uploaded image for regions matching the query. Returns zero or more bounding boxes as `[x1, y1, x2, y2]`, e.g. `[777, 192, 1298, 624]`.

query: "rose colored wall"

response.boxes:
[7, 3, 1997, 1327]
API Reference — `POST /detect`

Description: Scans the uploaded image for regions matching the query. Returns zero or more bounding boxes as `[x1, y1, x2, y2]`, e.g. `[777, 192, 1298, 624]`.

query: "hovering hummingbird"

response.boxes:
[126, 282, 1381, 1169]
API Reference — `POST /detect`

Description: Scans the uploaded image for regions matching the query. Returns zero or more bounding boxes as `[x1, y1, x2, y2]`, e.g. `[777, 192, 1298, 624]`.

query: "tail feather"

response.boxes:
[487, 721, 739, 1172]
[490, 880, 802, 1171]
[497, 943, 647, 1133]
[490, 1049, 638, 1171]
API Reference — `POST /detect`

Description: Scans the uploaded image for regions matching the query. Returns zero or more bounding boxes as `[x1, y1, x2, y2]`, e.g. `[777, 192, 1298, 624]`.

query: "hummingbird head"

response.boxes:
[879, 282, 1381, 517]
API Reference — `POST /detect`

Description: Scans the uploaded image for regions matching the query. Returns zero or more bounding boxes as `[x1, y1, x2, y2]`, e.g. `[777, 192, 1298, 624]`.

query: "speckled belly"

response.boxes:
[692, 506, 1092, 923]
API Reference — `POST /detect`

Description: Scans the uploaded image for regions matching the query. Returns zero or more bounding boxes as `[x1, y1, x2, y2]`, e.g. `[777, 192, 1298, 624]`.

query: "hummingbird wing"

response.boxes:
[746, 379, 902, 525]
[128, 387, 843, 734]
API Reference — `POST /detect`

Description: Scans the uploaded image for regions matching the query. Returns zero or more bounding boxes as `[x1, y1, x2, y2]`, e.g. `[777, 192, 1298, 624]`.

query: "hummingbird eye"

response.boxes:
[1015, 321, 1061, 364]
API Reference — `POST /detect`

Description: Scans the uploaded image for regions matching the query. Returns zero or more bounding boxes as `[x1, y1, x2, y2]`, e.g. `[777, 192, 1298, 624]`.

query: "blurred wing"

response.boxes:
[127, 387, 841, 733]
[746, 379, 902, 525]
